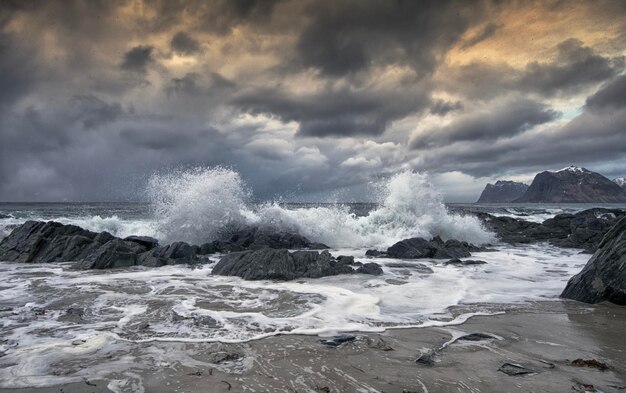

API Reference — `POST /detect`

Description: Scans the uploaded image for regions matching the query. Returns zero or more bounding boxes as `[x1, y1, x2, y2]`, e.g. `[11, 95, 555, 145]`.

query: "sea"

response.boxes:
[1, 168, 625, 388]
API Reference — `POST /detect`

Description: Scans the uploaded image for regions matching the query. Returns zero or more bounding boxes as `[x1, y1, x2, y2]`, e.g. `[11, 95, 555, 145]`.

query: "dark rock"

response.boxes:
[365, 249, 386, 257]
[498, 363, 535, 376]
[455, 333, 495, 341]
[204, 227, 329, 253]
[416, 351, 436, 366]
[561, 216, 626, 304]
[356, 262, 383, 275]
[445, 258, 487, 266]
[198, 242, 219, 255]
[124, 236, 159, 250]
[73, 239, 147, 269]
[386, 236, 482, 260]
[212, 248, 371, 280]
[0, 221, 101, 263]
[336, 255, 355, 264]
[319, 335, 356, 347]
[476, 208, 626, 252]
[137, 242, 198, 267]
[571, 358, 609, 371]
[0, 214, 10, 219]
[477, 180, 528, 203]
[515, 166, 626, 203]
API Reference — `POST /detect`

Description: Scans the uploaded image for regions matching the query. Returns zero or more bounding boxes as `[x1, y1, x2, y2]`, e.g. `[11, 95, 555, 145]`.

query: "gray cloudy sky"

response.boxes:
[1, 0, 625, 202]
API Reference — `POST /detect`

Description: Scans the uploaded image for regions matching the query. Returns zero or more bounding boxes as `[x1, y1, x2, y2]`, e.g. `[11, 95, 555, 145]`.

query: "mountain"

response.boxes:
[477, 180, 529, 203]
[515, 166, 626, 203]
[614, 177, 626, 189]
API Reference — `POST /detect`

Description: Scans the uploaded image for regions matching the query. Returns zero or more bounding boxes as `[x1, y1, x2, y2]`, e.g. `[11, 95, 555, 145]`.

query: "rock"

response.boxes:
[0, 221, 102, 263]
[202, 227, 329, 253]
[336, 255, 355, 264]
[365, 249, 387, 257]
[212, 248, 361, 280]
[477, 180, 529, 203]
[386, 236, 483, 260]
[444, 258, 487, 266]
[561, 216, 626, 304]
[319, 335, 356, 347]
[415, 351, 436, 366]
[498, 363, 535, 376]
[356, 262, 383, 275]
[386, 262, 434, 274]
[124, 236, 159, 250]
[515, 166, 626, 203]
[0, 213, 10, 219]
[137, 242, 198, 267]
[207, 351, 241, 364]
[476, 208, 626, 252]
[455, 333, 495, 341]
[73, 239, 147, 269]
[571, 359, 609, 371]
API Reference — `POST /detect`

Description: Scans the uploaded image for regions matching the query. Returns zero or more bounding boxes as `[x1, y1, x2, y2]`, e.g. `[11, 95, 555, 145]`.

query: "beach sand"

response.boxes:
[4, 300, 625, 393]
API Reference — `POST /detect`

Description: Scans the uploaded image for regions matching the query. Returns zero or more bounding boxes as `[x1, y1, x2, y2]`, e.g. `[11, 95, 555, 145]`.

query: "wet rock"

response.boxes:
[319, 335, 356, 347]
[571, 358, 609, 371]
[415, 351, 436, 366]
[498, 363, 535, 376]
[561, 216, 626, 305]
[202, 227, 329, 253]
[0, 221, 102, 263]
[0, 213, 10, 219]
[386, 236, 483, 260]
[74, 239, 147, 269]
[366, 337, 394, 351]
[455, 333, 495, 342]
[476, 208, 626, 252]
[444, 258, 487, 266]
[212, 248, 375, 280]
[365, 249, 386, 257]
[357, 262, 383, 275]
[124, 236, 159, 250]
[336, 255, 355, 264]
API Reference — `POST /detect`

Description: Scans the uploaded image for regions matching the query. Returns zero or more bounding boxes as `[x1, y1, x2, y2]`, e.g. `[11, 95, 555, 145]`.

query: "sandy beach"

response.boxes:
[4, 300, 624, 393]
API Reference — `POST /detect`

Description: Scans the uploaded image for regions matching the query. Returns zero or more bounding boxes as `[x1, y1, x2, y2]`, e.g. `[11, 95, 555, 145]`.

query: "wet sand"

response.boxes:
[4, 300, 625, 393]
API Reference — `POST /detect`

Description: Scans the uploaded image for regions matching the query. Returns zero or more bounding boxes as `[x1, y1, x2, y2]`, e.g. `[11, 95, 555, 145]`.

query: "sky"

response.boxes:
[1, 0, 626, 202]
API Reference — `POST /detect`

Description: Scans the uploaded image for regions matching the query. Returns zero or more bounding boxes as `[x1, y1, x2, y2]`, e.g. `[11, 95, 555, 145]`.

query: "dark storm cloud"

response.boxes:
[411, 97, 558, 148]
[448, 39, 625, 99]
[1, 0, 626, 202]
[170, 32, 201, 55]
[411, 75, 626, 179]
[585, 74, 626, 111]
[120, 46, 154, 72]
[235, 85, 430, 137]
[294, 1, 480, 78]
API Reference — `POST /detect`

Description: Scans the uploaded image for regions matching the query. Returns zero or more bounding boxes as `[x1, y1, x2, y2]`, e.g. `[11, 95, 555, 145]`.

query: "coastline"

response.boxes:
[4, 300, 625, 393]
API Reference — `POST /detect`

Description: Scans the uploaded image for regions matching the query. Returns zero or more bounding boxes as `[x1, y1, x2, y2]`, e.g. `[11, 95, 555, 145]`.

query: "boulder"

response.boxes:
[356, 262, 384, 275]
[0, 221, 104, 263]
[560, 216, 626, 305]
[445, 258, 487, 266]
[199, 226, 329, 254]
[212, 248, 381, 280]
[476, 208, 626, 252]
[74, 239, 147, 269]
[0, 213, 10, 219]
[386, 236, 482, 259]
[124, 235, 159, 250]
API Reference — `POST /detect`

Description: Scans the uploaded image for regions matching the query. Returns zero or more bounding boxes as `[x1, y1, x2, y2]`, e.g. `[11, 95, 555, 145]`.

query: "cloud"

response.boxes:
[120, 45, 154, 72]
[0, 0, 625, 202]
[170, 31, 201, 55]
[411, 97, 558, 148]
